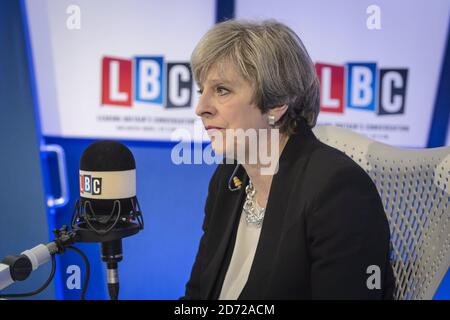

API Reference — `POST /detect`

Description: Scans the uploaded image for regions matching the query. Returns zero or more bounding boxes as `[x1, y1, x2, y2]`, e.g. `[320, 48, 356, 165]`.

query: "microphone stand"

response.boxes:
[101, 239, 122, 300]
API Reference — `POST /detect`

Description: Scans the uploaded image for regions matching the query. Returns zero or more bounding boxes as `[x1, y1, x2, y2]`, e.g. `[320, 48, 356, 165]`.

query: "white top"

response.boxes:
[218, 207, 263, 300]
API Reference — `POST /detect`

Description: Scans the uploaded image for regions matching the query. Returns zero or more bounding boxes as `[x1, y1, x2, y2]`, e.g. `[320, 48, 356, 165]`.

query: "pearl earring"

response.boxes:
[268, 114, 276, 127]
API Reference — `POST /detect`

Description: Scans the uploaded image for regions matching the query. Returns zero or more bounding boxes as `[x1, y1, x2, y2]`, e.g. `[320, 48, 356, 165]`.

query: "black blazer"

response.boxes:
[182, 118, 395, 299]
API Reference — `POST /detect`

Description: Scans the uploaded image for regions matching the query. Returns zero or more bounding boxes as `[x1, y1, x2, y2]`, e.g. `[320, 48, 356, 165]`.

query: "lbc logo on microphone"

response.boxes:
[80, 174, 102, 195]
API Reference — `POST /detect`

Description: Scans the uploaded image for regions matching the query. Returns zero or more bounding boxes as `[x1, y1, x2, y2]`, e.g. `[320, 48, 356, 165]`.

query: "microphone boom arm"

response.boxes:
[0, 226, 79, 292]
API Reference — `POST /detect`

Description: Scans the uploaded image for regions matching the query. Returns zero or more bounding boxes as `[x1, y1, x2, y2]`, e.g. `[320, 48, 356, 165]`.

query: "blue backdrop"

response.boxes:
[0, 0, 54, 299]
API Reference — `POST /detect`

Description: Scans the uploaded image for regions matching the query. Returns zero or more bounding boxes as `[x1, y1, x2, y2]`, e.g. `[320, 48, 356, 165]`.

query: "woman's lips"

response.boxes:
[205, 126, 224, 131]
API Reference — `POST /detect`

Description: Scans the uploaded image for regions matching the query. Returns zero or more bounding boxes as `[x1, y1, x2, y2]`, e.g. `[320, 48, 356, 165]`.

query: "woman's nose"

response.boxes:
[195, 92, 216, 118]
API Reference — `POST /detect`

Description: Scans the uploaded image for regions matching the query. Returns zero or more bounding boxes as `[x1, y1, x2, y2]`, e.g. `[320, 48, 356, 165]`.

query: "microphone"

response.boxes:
[0, 226, 78, 294]
[71, 140, 144, 300]
[0, 243, 57, 291]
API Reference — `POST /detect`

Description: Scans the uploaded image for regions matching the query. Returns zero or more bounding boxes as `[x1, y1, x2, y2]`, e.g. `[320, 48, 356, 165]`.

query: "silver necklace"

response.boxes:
[243, 180, 265, 228]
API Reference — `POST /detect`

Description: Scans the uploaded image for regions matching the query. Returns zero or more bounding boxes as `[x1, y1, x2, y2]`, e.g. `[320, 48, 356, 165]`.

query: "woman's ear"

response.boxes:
[271, 104, 289, 122]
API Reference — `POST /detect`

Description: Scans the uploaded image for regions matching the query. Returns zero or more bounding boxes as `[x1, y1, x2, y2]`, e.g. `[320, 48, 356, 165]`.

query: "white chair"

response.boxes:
[312, 125, 450, 300]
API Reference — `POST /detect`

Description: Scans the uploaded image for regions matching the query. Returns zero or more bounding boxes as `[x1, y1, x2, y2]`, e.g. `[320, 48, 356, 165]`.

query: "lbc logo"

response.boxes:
[80, 174, 102, 195]
[316, 62, 408, 115]
[101, 56, 193, 108]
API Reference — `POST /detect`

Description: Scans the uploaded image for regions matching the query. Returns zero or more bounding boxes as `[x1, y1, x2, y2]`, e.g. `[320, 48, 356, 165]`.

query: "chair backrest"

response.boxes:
[312, 125, 450, 300]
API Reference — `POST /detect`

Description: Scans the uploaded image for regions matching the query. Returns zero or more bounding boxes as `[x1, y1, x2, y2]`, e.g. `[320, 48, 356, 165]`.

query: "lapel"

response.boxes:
[201, 164, 248, 299]
[202, 118, 318, 299]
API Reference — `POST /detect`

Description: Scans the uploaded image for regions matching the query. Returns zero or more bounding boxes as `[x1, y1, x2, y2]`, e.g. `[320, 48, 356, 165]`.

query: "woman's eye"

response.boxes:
[216, 87, 229, 96]
[197, 89, 203, 95]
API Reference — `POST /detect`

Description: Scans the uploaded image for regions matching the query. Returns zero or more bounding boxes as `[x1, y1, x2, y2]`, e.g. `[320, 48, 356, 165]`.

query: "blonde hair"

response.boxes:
[191, 19, 320, 134]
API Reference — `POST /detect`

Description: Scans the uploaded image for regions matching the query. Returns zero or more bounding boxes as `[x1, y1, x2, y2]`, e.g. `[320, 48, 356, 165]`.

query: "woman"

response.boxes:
[182, 19, 394, 299]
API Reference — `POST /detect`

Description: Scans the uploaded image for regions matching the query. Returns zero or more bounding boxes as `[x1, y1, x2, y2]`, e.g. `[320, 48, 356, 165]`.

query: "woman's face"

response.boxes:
[195, 62, 269, 158]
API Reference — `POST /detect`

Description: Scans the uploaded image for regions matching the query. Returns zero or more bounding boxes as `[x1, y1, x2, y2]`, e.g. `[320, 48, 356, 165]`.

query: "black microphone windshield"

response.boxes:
[73, 140, 144, 243]
[79, 140, 136, 211]
[80, 140, 135, 172]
